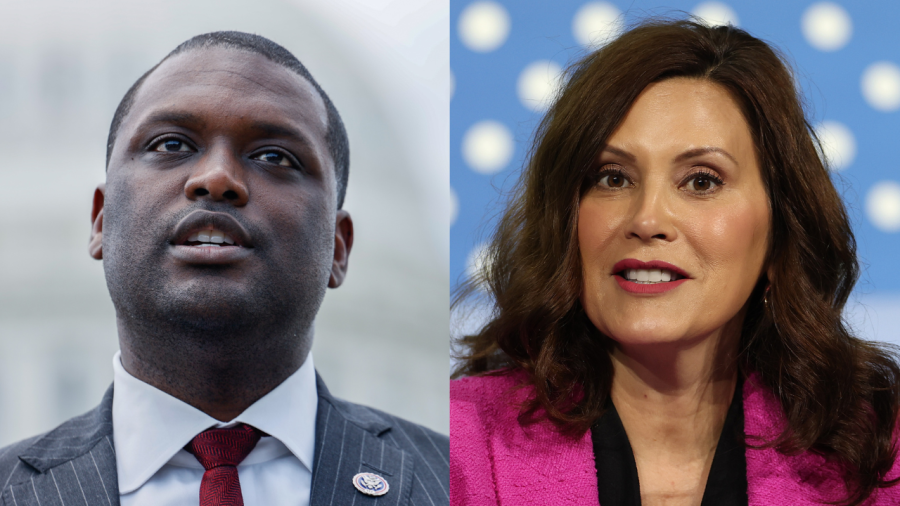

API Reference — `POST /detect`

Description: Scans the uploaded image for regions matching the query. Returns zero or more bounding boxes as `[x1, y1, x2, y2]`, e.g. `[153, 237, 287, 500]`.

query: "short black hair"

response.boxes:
[106, 31, 350, 208]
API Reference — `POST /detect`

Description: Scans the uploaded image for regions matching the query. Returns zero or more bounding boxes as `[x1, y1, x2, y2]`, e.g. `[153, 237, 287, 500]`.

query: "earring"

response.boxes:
[763, 285, 771, 307]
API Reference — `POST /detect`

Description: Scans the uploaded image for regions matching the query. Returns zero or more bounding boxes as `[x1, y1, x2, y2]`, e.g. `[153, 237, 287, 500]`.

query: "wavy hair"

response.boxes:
[452, 19, 900, 505]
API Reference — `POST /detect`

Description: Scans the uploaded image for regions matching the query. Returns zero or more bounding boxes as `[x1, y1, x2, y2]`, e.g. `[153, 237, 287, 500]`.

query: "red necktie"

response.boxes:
[185, 424, 262, 506]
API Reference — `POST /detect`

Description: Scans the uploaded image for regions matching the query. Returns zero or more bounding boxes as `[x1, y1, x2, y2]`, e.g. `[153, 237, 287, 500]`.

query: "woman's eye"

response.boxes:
[153, 139, 191, 152]
[253, 151, 293, 167]
[684, 173, 722, 192]
[599, 172, 631, 189]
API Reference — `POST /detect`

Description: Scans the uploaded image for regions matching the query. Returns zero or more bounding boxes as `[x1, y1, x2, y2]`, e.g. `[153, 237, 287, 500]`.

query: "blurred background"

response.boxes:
[0, 0, 449, 445]
[451, 0, 900, 346]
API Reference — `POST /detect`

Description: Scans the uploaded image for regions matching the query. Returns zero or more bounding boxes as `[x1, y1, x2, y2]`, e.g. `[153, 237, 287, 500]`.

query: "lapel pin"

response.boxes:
[352, 472, 390, 497]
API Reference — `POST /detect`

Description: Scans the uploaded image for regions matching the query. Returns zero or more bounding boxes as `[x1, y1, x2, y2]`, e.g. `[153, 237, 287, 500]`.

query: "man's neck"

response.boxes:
[117, 319, 312, 422]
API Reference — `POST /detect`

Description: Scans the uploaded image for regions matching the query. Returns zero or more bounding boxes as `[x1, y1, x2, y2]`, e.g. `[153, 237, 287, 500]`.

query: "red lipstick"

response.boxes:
[611, 259, 690, 295]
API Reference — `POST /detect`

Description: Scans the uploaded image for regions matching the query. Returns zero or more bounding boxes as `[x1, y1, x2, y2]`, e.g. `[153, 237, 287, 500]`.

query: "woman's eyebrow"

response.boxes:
[600, 145, 636, 162]
[673, 146, 739, 165]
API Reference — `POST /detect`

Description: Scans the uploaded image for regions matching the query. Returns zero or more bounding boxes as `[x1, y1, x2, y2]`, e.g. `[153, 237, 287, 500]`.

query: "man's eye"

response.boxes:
[153, 139, 191, 152]
[253, 151, 294, 167]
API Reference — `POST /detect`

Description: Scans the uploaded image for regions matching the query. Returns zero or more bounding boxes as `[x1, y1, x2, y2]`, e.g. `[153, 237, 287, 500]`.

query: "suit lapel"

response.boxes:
[2, 375, 422, 506]
[1, 387, 119, 506]
[310, 374, 414, 506]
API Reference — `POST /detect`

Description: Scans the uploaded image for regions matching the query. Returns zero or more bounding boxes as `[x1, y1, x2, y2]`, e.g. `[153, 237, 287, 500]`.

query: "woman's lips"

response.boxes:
[611, 258, 690, 294]
[611, 259, 690, 278]
[614, 275, 688, 294]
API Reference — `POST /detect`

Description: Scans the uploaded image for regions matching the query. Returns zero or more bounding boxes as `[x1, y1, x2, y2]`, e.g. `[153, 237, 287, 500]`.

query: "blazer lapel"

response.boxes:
[310, 373, 414, 506]
[743, 373, 847, 505]
[2, 386, 119, 506]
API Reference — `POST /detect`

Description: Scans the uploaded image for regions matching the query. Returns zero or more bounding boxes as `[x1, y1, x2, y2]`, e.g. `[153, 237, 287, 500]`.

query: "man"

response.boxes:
[0, 32, 448, 506]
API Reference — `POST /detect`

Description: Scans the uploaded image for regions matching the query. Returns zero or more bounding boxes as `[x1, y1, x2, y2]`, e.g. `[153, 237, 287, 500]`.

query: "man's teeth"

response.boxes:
[624, 269, 677, 283]
[186, 229, 236, 246]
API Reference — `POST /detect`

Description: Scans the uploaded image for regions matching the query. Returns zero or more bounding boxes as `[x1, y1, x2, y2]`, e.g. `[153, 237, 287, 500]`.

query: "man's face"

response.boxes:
[92, 47, 351, 339]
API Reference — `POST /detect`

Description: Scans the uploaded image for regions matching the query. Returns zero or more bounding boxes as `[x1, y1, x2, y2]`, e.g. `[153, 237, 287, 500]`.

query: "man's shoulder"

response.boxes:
[320, 391, 448, 459]
[0, 386, 117, 504]
[315, 384, 449, 505]
[0, 433, 43, 486]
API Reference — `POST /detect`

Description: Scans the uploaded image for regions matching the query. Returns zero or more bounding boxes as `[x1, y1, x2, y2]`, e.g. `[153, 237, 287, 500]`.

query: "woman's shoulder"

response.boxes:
[451, 368, 529, 400]
[741, 372, 900, 505]
[451, 368, 532, 428]
[450, 369, 600, 506]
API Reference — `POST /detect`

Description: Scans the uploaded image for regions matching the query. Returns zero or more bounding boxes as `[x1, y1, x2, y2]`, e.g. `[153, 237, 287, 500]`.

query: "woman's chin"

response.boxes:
[603, 321, 706, 348]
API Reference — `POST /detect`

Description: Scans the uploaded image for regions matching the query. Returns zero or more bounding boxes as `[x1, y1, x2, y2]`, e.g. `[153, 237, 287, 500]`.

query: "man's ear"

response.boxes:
[88, 184, 105, 260]
[328, 210, 353, 288]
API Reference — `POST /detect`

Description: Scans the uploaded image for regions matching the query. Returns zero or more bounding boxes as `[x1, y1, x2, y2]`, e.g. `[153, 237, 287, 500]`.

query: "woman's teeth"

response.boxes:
[623, 269, 678, 283]
[186, 229, 236, 247]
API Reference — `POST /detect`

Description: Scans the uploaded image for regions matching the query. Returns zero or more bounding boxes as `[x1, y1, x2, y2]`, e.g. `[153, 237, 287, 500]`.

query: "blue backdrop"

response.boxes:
[450, 0, 900, 343]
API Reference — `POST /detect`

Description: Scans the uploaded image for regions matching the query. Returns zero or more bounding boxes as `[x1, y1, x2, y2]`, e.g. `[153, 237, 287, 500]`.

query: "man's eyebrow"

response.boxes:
[141, 110, 207, 128]
[673, 146, 739, 165]
[249, 121, 316, 150]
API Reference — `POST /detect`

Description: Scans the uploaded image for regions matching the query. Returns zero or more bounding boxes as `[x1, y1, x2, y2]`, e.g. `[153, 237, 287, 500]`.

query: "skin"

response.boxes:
[88, 47, 353, 421]
[578, 78, 770, 506]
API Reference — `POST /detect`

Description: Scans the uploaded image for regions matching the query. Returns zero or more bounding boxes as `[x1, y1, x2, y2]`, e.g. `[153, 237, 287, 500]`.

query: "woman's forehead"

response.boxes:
[604, 79, 756, 166]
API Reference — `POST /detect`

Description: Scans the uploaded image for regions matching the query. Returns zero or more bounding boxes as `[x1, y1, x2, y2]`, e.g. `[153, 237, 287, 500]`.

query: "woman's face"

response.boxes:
[578, 78, 770, 346]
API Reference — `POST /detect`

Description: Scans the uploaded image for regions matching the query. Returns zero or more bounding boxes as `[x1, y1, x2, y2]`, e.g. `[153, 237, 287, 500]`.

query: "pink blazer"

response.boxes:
[450, 369, 900, 505]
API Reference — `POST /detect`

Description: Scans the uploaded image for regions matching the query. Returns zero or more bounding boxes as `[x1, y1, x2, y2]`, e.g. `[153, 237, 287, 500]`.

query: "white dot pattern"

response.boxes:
[462, 120, 514, 175]
[466, 242, 491, 288]
[517, 60, 564, 112]
[802, 2, 852, 52]
[867, 182, 900, 232]
[572, 2, 622, 48]
[692, 2, 740, 27]
[458, 1, 511, 53]
[452, 1, 900, 325]
[815, 120, 856, 171]
[861, 62, 900, 112]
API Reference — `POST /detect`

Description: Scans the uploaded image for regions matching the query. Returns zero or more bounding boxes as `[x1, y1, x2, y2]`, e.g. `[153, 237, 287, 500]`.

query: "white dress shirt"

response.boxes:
[112, 351, 318, 506]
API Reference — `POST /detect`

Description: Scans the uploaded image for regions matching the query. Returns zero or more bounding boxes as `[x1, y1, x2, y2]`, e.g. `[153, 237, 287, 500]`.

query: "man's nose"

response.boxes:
[184, 147, 249, 206]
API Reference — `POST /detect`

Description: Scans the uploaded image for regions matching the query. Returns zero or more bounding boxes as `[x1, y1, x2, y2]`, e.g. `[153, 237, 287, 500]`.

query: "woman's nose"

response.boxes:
[625, 186, 677, 242]
[184, 148, 249, 206]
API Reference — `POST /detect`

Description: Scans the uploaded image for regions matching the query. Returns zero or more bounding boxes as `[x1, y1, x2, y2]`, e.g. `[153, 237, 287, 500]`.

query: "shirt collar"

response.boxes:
[112, 350, 318, 495]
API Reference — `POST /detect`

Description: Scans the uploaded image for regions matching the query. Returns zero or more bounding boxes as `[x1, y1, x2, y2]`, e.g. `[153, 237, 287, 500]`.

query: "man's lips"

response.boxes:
[168, 210, 254, 265]
[170, 210, 253, 248]
[169, 243, 254, 265]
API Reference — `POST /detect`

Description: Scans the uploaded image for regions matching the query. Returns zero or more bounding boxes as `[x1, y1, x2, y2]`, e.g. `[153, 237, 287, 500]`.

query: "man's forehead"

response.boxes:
[128, 47, 329, 134]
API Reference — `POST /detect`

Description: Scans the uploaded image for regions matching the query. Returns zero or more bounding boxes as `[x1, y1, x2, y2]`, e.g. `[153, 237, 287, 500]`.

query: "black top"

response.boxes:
[591, 377, 748, 506]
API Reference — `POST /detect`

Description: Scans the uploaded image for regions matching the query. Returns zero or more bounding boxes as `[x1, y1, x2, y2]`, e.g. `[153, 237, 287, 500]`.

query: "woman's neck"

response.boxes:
[609, 326, 740, 505]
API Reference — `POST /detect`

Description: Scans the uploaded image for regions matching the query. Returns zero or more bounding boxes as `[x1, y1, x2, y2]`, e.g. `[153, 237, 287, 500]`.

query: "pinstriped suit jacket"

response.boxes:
[0, 373, 449, 506]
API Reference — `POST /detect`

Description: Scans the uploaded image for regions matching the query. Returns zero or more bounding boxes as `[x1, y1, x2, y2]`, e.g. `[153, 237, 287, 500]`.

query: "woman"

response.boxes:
[451, 19, 900, 506]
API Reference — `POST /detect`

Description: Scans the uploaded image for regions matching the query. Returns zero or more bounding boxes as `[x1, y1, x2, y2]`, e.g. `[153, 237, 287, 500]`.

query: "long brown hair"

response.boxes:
[453, 19, 900, 505]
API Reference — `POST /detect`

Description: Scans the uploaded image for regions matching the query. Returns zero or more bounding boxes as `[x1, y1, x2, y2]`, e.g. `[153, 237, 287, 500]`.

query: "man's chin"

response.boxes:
[152, 286, 274, 334]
